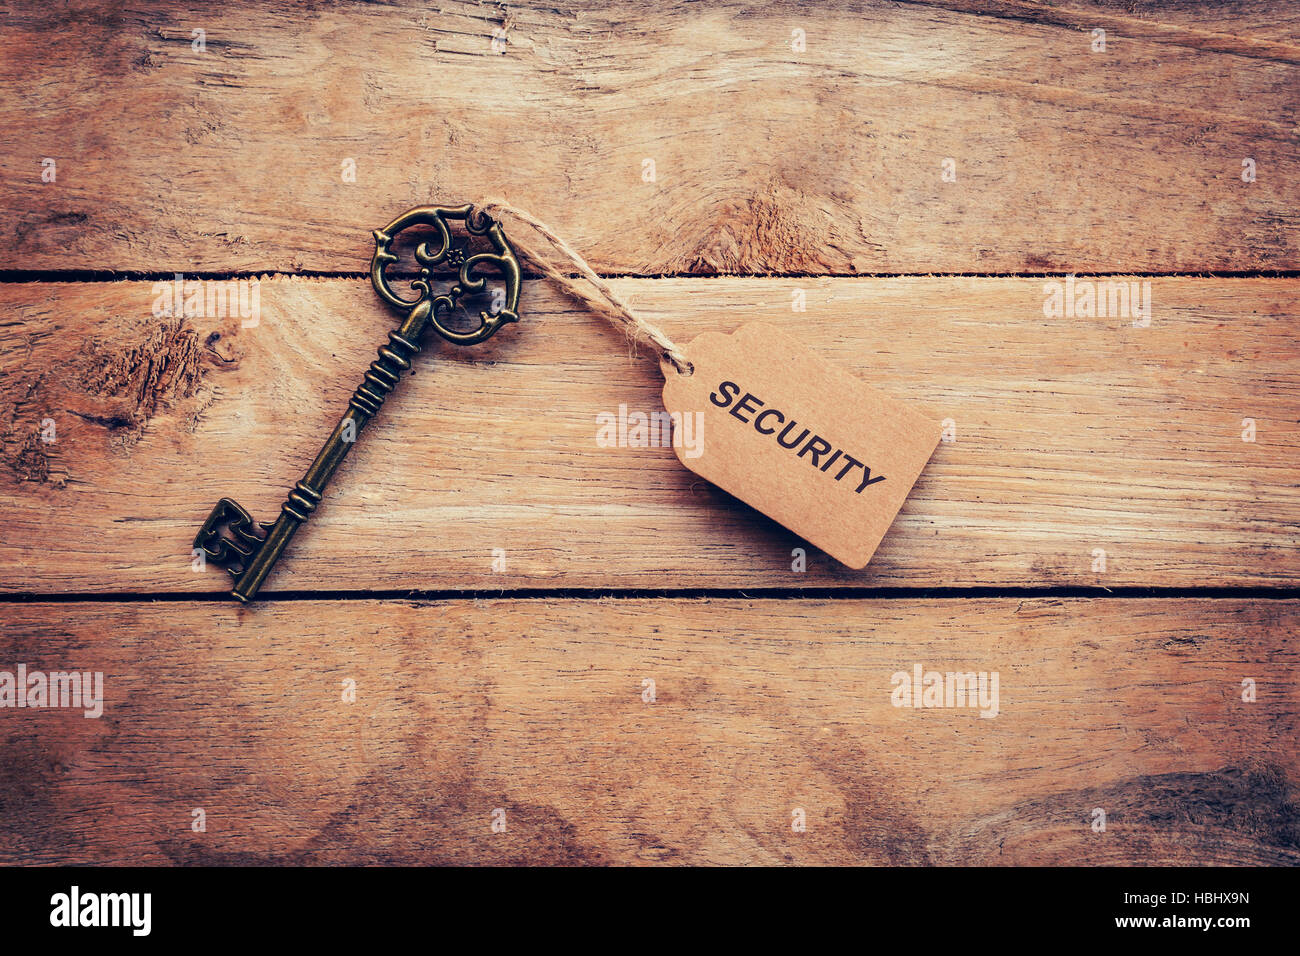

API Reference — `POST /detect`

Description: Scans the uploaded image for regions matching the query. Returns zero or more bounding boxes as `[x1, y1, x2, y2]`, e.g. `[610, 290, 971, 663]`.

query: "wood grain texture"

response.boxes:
[0, 598, 1294, 866]
[2, 0, 1296, 274]
[2, 276, 1297, 592]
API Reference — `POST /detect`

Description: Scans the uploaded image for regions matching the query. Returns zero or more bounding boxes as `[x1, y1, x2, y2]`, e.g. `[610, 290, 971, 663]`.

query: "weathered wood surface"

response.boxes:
[1, 598, 1294, 866]
[2, 276, 1297, 592]
[1, 0, 1297, 872]
[2, 0, 1297, 275]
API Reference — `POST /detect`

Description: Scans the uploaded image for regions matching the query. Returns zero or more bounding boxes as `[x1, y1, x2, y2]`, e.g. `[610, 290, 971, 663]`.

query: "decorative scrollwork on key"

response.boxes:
[370, 204, 521, 345]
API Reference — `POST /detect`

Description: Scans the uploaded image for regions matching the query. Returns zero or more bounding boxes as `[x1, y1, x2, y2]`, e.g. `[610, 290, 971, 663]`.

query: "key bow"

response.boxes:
[370, 204, 521, 345]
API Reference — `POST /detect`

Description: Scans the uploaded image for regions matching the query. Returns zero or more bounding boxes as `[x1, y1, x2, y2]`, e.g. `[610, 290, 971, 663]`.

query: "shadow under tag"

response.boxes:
[661, 323, 941, 569]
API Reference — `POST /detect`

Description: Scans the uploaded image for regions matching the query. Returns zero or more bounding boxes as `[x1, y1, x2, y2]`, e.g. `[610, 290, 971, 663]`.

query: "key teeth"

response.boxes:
[195, 497, 268, 571]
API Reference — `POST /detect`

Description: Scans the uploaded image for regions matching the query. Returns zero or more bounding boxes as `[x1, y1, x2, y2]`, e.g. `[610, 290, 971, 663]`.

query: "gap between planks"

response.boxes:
[3, 586, 1300, 604]
[3, 270, 1300, 283]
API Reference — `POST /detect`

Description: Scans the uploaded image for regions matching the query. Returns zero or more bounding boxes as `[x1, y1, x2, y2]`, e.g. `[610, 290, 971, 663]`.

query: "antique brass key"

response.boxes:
[195, 205, 522, 602]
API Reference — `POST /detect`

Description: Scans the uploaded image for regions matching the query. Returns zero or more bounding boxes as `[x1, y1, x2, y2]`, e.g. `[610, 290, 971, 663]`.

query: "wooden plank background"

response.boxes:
[0, 0, 1297, 866]
[1, 0, 1296, 274]
[1, 599, 1296, 866]
[1, 276, 1297, 591]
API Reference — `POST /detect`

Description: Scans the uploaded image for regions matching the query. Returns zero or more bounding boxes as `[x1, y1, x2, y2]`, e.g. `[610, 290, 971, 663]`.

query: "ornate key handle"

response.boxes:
[195, 204, 522, 603]
[371, 204, 521, 345]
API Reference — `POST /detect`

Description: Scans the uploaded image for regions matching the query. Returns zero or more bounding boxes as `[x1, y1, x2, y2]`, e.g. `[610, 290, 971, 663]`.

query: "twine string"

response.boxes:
[474, 198, 692, 374]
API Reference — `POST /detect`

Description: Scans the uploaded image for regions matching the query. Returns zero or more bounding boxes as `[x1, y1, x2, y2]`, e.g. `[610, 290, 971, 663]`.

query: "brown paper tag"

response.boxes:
[661, 323, 940, 568]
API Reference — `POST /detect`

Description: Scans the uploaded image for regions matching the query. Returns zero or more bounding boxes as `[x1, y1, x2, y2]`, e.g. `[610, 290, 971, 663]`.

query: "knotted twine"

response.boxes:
[473, 198, 693, 375]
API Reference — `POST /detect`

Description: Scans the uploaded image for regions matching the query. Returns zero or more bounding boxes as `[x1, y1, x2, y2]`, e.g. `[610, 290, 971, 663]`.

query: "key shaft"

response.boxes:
[230, 302, 431, 602]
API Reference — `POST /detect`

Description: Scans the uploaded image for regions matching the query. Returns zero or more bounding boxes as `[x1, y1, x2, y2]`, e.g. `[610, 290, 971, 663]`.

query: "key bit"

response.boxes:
[194, 204, 522, 603]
